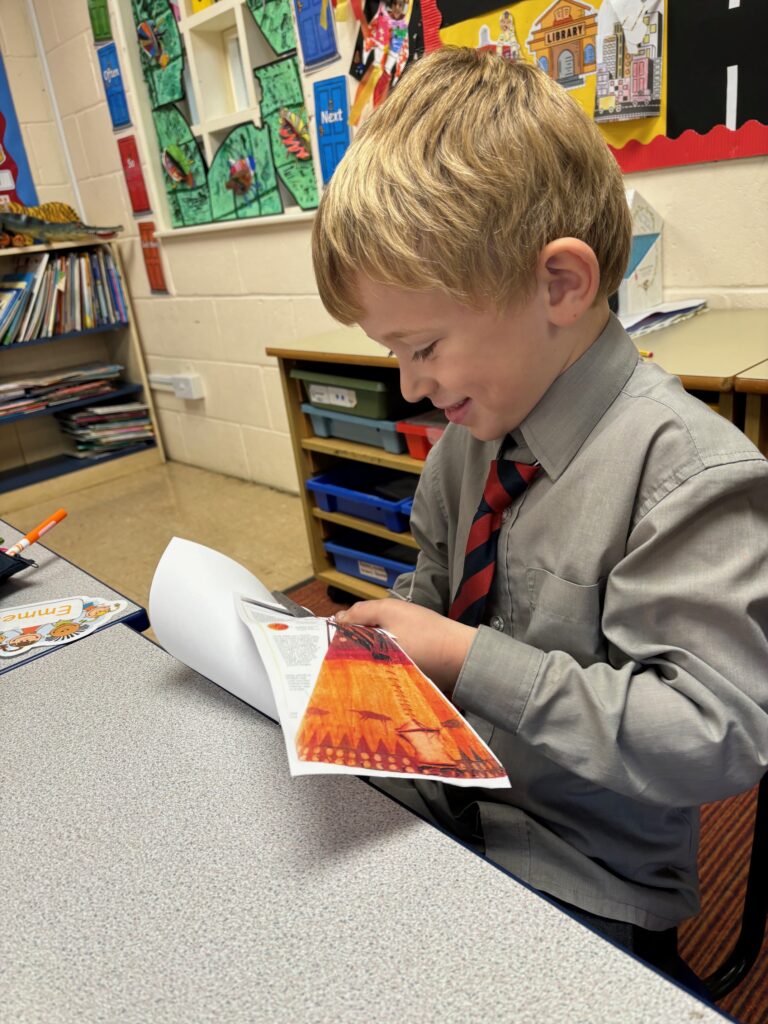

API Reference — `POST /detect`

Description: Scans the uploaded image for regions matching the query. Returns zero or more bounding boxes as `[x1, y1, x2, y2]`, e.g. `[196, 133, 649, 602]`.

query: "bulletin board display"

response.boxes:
[401, 0, 767, 173]
[0, 52, 38, 207]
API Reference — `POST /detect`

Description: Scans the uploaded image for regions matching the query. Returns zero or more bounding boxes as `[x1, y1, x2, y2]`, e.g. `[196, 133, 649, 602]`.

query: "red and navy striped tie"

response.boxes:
[448, 456, 539, 627]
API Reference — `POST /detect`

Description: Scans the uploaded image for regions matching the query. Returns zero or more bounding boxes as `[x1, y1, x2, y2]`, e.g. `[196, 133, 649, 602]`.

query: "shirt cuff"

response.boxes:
[453, 626, 544, 735]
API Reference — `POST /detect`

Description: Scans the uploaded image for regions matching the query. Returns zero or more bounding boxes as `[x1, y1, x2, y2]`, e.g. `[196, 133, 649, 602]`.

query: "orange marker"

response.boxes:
[6, 508, 67, 557]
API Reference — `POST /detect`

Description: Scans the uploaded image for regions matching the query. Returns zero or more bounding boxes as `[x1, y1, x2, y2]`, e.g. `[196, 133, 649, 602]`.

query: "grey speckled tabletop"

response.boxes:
[0, 518, 145, 673]
[0, 626, 726, 1024]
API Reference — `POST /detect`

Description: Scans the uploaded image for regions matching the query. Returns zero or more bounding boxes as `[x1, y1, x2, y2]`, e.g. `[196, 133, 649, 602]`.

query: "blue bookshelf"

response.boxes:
[0, 382, 143, 426]
[0, 239, 165, 506]
[0, 442, 158, 493]
[1, 322, 129, 350]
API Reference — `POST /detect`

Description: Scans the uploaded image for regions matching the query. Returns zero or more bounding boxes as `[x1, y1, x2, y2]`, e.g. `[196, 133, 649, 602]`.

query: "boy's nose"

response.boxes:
[398, 363, 433, 404]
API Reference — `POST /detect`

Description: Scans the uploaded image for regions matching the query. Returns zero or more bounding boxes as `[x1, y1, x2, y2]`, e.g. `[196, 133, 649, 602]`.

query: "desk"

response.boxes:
[0, 625, 725, 1024]
[736, 358, 768, 456]
[640, 309, 768, 421]
[0, 517, 147, 675]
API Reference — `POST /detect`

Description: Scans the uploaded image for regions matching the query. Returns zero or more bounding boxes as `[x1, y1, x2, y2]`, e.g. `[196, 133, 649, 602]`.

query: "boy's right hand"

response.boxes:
[335, 600, 475, 695]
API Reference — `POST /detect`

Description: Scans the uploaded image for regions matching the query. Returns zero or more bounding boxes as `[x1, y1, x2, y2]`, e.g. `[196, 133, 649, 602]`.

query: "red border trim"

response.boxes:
[610, 120, 768, 173]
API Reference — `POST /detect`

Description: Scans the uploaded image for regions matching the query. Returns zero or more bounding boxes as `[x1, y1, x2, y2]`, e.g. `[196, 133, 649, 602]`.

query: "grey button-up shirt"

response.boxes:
[394, 314, 768, 929]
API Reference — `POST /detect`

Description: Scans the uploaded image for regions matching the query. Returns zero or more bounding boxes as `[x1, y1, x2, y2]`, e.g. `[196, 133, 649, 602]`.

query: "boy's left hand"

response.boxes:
[335, 600, 475, 694]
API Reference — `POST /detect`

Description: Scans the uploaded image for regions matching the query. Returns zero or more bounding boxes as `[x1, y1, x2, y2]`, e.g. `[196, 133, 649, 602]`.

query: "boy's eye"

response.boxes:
[412, 340, 439, 362]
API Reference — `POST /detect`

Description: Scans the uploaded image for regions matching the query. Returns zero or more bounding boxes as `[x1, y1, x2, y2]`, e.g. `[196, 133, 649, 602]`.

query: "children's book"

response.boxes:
[0, 286, 23, 336]
[17, 252, 50, 341]
[0, 269, 37, 344]
[150, 538, 510, 789]
[620, 300, 707, 338]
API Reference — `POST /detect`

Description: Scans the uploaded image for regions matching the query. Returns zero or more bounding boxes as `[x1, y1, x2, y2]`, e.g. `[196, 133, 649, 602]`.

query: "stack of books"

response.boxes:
[56, 401, 155, 459]
[0, 363, 125, 419]
[0, 246, 128, 345]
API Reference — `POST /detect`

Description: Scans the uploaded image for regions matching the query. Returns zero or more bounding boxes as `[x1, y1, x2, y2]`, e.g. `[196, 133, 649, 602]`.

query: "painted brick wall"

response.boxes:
[3, 0, 766, 494]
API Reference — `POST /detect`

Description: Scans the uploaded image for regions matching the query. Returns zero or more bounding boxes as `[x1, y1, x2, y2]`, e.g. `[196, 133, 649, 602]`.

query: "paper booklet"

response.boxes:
[149, 538, 510, 789]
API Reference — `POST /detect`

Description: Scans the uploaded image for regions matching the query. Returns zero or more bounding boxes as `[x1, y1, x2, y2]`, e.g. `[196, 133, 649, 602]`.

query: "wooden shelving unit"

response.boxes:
[268, 328, 424, 601]
[0, 240, 165, 512]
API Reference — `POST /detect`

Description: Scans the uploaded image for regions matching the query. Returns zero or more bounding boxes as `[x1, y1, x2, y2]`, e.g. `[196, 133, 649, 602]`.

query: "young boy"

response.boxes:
[311, 47, 768, 985]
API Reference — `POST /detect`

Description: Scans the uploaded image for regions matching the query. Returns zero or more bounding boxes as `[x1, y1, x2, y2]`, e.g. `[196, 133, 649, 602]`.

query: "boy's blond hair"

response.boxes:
[313, 46, 631, 323]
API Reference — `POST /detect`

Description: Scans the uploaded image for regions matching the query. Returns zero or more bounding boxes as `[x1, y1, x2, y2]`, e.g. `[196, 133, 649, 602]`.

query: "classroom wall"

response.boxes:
[2, 0, 767, 494]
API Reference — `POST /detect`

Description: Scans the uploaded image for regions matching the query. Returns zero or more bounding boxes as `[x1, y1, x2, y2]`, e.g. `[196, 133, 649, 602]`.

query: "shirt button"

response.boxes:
[502, 507, 512, 522]
[490, 616, 505, 631]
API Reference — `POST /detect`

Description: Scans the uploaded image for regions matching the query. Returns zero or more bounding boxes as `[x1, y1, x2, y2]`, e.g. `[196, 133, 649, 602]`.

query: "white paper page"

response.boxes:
[238, 596, 510, 789]
[238, 597, 329, 774]
[149, 538, 279, 721]
[619, 299, 706, 332]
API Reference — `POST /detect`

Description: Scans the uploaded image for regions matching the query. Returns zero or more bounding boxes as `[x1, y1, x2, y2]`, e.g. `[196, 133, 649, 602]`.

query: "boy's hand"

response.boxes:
[335, 600, 475, 694]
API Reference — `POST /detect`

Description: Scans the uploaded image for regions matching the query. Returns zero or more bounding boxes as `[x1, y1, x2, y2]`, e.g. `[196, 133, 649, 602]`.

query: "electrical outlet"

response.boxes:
[172, 373, 204, 400]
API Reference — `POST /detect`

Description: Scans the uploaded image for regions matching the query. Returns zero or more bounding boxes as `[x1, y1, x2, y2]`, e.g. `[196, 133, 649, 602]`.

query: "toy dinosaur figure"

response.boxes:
[0, 201, 123, 248]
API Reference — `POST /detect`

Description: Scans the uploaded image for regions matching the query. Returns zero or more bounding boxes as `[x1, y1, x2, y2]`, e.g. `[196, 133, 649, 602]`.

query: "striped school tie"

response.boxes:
[448, 453, 539, 628]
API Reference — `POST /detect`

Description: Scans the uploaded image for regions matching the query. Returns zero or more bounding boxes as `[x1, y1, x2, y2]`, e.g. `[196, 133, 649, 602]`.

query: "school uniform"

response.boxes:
[387, 313, 768, 931]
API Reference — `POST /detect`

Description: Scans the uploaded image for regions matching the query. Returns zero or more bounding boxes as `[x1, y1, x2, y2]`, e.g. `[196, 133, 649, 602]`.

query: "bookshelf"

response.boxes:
[0, 240, 165, 512]
[267, 332, 423, 602]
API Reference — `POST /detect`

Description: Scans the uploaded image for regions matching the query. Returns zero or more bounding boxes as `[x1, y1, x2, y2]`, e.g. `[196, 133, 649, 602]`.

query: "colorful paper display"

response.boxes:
[139, 221, 169, 293]
[97, 43, 131, 130]
[118, 136, 152, 214]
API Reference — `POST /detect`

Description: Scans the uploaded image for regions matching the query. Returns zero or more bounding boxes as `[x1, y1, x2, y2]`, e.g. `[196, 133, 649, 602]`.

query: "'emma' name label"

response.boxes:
[1, 599, 83, 626]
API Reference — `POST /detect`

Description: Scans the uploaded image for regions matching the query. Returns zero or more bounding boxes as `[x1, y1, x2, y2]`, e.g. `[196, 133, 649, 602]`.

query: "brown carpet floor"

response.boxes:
[285, 577, 767, 1023]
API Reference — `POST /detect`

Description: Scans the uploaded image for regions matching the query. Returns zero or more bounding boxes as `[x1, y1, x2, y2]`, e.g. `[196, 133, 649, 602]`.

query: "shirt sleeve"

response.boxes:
[453, 459, 768, 806]
[391, 450, 452, 613]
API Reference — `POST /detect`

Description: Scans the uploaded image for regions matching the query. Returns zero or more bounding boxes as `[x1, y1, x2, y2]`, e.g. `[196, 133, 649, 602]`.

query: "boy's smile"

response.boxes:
[357, 276, 596, 442]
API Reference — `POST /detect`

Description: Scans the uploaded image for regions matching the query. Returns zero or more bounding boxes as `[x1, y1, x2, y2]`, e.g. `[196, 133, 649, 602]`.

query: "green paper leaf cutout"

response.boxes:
[245, 0, 298, 57]
[209, 123, 283, 220]
[255, 56, 319, 210]
[152, 105, 211, 226]
[132, 0, 184, 109]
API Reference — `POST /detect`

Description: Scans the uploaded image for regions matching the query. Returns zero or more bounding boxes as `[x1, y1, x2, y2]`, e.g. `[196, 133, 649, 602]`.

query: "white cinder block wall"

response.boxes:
[2, 0, 767, 494]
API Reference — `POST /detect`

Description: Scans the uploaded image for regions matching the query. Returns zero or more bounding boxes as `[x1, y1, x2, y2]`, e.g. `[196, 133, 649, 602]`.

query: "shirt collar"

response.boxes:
[510, 313, 639, 479]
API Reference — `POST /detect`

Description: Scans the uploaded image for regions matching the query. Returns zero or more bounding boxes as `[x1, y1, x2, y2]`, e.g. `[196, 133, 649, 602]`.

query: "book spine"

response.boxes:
[89, 252, 106, 325]
[104, 248, 128, 322]
[80, 254, 95, 330]
[97, 248, 117, 323]
[73, 254, 82, 332]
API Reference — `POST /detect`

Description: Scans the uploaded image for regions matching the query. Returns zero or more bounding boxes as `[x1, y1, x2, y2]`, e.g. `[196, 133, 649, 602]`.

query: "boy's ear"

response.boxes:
[537, 239, 601, 326]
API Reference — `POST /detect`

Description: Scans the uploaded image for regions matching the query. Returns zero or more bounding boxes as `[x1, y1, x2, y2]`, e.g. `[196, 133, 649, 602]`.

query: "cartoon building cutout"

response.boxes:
[477, 10, 522, 60]
[595, 1, 663, 123]
[526, 0, 598, 90]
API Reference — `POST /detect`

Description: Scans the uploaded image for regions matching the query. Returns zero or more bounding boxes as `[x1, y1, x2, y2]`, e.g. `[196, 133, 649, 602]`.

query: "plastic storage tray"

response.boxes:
[306, 464, 417, 532]
[395, 410, 448, 459]
[291, 367, 408, 420]
[324, 531, 418, 589]
[301, 403, 406, 454]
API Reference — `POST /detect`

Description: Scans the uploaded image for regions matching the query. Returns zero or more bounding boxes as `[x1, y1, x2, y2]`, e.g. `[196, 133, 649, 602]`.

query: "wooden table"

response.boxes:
[638, 309, 768, 421]
[736, 358, 768, 455]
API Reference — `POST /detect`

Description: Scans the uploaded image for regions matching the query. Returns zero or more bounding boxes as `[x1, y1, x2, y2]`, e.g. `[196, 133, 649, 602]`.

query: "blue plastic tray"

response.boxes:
[324, 534, 417, 588]
[306, 464, 416, 532]
[301, 403, 406, 454]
